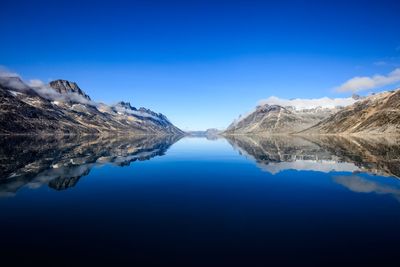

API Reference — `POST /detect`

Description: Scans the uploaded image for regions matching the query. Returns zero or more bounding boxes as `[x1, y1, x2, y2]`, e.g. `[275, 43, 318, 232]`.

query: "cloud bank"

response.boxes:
[336, 68, 400, 92]
[258, 96, 356, 110]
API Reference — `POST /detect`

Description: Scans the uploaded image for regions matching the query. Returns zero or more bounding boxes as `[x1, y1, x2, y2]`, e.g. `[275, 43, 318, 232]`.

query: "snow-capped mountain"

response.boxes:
[302, 88, 400, 135]
[225, 103, 344, 135]
[0, 75, 183, 135]
[225, 89, 400, 135]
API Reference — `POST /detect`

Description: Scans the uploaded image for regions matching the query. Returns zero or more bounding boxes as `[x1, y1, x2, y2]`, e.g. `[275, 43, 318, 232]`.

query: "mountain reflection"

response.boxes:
[0, 135, 181, 196]
[226, 135, 400, 178]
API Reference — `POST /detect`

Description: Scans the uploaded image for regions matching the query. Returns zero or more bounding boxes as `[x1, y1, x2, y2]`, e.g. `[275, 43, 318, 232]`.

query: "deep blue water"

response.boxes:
[1, 136, 400, 266]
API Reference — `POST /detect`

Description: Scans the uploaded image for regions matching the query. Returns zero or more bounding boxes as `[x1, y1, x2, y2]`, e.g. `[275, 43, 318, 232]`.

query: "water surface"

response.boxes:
[1, 135, 400, 266]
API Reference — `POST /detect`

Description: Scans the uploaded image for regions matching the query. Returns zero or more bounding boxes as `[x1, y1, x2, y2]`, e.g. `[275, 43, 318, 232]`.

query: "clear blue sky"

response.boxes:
[2, 0, 400, 130]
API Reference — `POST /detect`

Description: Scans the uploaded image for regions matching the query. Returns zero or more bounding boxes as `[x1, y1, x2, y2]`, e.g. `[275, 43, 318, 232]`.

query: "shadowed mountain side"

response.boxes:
[226, 135, 400, 178]
[0, 135, 181, 196]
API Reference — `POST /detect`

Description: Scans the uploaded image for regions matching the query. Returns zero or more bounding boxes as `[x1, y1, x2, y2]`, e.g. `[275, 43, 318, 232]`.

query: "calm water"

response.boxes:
[1, 135, 400, 266]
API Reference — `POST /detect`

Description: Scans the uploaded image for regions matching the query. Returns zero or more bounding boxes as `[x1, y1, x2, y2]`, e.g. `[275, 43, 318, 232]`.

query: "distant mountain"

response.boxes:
[0, 76, 183, 135]
[225, 104, 340, 135]
[301, 89, 400, 135]
[186, 128, 222, 139]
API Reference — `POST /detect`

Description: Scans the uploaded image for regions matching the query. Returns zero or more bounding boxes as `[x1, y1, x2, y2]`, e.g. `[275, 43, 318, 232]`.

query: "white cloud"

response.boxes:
[28, 79, 46, 87]
[112, 103, 163, 121]
[258, 96, 357, 110]
[336, 68, 400, 92]
[0, 67, 30, 91]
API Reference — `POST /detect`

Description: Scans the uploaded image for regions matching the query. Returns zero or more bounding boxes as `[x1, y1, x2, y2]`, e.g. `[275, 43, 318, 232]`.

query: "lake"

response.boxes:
[1, 135, 400, 266]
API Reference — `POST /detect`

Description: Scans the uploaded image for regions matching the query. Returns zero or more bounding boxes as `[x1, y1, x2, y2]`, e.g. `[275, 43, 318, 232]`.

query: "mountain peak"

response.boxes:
[49, 80, 91, 100]
[115, 101, 136, 110]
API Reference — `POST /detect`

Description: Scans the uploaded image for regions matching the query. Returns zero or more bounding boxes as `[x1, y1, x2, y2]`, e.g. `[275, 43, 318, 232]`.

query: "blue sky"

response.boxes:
[2, 0, 400, 130]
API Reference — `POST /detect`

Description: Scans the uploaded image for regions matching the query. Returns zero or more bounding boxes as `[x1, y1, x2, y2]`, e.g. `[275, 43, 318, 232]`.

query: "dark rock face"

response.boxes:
[302, 89, 400, 135]
[0, 77, 183, 135]
[48, 172, 88, 191]
[49, 79, 91, 100]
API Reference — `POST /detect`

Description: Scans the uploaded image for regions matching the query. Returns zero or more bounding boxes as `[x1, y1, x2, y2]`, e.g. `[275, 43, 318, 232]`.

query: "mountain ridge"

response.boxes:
[0, 75, 183, 135]
[224, 89, 400, 136]
[225, 103, 341, 135]
[300, 89, 400, 135]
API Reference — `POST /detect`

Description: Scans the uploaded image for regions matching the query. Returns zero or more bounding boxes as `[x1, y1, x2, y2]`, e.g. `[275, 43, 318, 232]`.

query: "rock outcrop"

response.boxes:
[49, 79, 91, 100]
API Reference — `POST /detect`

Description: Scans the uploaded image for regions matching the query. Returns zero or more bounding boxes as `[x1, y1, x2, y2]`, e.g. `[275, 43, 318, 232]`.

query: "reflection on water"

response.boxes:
[333, 175, 400, 201]
[226, 135, 400, 178]
[1, 135, 400, 265]
[226, 134, 400, 201]
[1, 134, 400, 197]
[0, 135, 181, 196]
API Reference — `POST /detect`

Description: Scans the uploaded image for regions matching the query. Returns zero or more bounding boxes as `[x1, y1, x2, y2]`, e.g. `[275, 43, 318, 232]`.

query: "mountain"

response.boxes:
[186, 128, 222, 139]
[49, 79, 91, 100]
[0, 76, 183, 135]
[301, 89, 400, 135]
[225, 104, 340, 135]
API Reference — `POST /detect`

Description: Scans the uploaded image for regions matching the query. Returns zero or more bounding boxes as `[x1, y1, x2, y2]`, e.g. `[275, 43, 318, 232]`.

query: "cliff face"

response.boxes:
[0, 76, 183, 135]
[49, 79, 91, 100]
[302, 89, 400, 135]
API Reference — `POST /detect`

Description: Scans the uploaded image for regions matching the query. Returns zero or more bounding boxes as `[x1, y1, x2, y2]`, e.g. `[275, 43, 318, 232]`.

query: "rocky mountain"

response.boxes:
[0, 134, 181, 196]
[301, 89, 400, 135]
[0, 75, 183, 135]
[225, 89, 400, 136]
[225, 104, 339, 135]
[48, 79, 91, 100]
